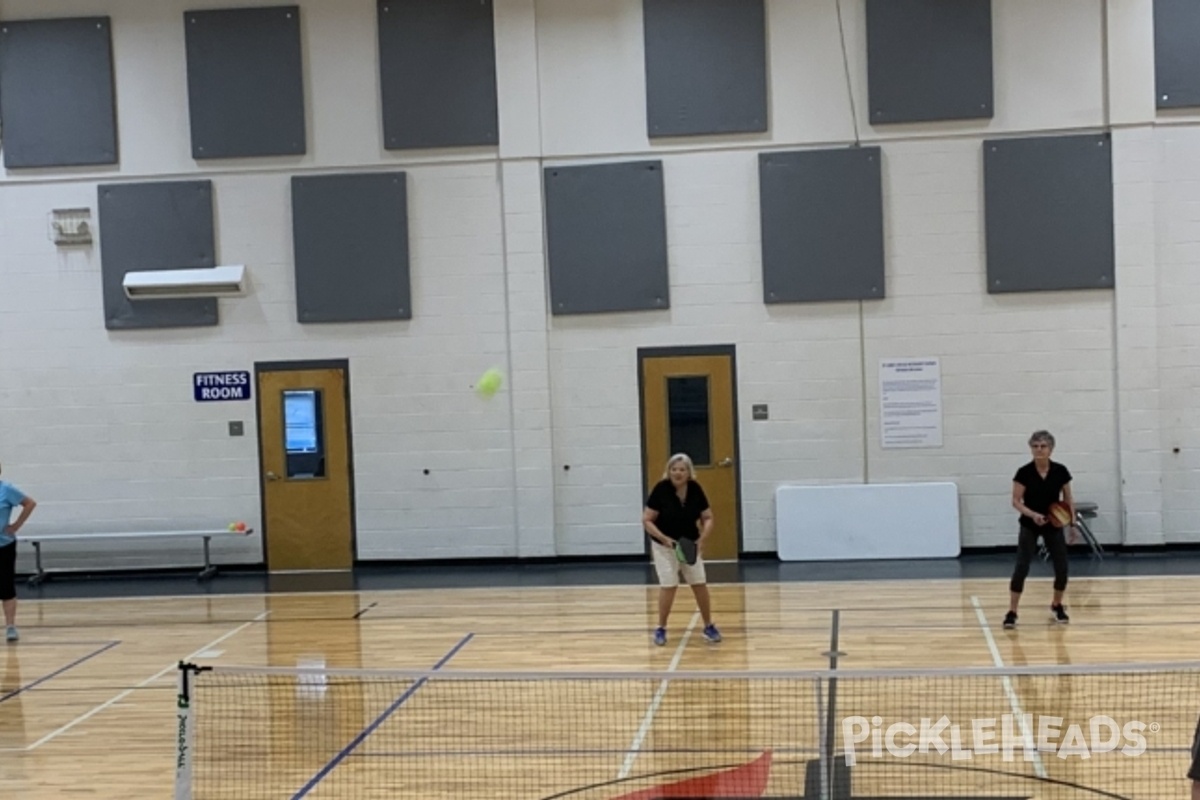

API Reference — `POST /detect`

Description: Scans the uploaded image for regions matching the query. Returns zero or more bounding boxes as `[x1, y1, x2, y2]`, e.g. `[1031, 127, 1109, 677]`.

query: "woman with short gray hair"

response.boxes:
[1005, 431, 1078, 629]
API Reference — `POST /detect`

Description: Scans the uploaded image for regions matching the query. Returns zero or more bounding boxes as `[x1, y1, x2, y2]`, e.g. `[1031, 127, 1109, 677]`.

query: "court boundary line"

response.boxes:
[617, 611, 699, 781]
[25, 593, 1200, 632]
[18, 570, 1200, 605]
[290, 632, 474, 800]
[22, 609, 271, 752]
[0, 640, 119, 706]
[969, 596, 1047, 780]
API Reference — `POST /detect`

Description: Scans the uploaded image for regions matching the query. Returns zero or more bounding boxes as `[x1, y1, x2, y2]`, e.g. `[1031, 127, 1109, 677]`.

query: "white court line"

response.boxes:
[969, 596, 1047, 779]
[23, 609, 271, 752]
[617, 611, 701, 780]
[24, 592, 745, 613]
[23, 571, 1200, 607]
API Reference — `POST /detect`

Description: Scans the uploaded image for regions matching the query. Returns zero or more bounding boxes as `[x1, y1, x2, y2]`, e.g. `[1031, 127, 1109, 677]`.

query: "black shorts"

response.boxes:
[0, 542, 15, 602]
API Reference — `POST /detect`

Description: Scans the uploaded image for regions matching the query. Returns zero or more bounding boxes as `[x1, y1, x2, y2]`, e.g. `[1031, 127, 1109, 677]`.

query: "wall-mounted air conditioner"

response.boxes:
[123, 265, 247, 300]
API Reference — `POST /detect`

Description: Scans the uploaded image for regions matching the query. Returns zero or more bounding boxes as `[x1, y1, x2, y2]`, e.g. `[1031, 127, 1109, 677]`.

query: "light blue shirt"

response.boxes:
[0, 481, 27, 547]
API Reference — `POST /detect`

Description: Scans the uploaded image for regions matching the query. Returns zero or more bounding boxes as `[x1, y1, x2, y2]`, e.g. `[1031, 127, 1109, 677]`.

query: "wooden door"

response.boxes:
[257, 363, 354, 572]
[640, 351, 741, 560]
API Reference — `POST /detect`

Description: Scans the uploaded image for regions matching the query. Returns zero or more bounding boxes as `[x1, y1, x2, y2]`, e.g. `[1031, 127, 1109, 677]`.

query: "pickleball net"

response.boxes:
[173, 660, 1200, 799]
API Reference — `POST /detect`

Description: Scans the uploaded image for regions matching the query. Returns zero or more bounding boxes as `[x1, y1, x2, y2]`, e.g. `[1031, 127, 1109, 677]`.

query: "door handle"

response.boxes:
[718, 457, 734, 468]
[265, 471, 281, 482]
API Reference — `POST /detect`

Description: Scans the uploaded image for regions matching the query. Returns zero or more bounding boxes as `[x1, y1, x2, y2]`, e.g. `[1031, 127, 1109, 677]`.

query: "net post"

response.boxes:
[174, 662, 209, 800]
[816, 675, 829, 800]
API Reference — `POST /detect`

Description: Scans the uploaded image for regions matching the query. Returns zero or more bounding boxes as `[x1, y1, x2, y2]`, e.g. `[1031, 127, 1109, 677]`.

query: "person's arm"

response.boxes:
[1060, 481, 1076, 521]
[1191, 780, 1200, 800]
[697, 508, 714, 551]
[3, 494, 35, 537]
[1012, 482, 1045, 526]
[642, 508, 674, 548]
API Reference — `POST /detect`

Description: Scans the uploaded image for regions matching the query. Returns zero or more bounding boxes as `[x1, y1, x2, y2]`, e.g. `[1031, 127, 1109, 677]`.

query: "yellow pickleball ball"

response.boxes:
[476, 368, 503, 398]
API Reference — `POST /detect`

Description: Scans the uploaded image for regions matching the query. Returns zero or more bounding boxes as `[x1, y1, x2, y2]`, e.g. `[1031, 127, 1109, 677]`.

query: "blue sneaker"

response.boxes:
[653, 627, 667, 646]
[703, 624, 722, 643]
[5, 626, 18, 642]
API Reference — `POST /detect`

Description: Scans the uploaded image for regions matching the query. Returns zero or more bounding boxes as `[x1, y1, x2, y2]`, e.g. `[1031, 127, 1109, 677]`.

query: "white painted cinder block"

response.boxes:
[1, 0, 1198, 570]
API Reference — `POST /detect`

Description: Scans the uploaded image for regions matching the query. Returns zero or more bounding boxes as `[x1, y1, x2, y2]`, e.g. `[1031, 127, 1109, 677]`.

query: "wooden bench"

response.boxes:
[20, 529, 253, 586]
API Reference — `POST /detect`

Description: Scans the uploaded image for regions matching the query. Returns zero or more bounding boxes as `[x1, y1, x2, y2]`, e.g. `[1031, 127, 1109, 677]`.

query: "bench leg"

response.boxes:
[197, 536, 218, 581]
[26, 541, 48, 587]
[1077, 517, 1104, 560]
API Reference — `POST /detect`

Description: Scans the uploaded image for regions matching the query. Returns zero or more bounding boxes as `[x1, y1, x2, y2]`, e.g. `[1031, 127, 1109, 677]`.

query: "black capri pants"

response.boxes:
[0, 542, 16, 602]
[1010, 524, 1068, 594]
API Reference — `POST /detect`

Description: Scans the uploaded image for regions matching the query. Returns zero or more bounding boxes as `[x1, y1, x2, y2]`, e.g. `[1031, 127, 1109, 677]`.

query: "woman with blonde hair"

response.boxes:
[642, 453, 721, 646]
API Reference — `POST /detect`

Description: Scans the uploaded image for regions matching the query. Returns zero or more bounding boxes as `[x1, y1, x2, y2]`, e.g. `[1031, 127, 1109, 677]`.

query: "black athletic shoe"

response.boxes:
[1003, 611, 1018, 630]
[1051, 604, 1070, 624]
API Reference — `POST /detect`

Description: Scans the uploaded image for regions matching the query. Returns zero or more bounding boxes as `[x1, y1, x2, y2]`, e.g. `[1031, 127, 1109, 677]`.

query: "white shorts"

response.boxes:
[651, 541, 707, 587]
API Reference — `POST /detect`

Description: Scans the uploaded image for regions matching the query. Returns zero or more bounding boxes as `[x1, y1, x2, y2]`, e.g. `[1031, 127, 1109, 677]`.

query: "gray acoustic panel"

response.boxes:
[183, 6, 305, 159]
[544, 161, 669, 315]
[866, 0, 993, 124]
[759, 147, 885, 304]
[98, 181, 217, 330]
[1154, 0, 1200, 108]
[984, 134, 1114, 294]
[643, 0, 767, 137]
[291, 172, 410, 323]
[377, 0, 498, 150]
[0, 17, 117, 169]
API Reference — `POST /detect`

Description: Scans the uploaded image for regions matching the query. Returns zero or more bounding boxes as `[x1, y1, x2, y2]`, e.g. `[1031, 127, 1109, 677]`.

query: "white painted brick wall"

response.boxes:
[1155, 130, 1200, 542]
[864, 139, 1120, 547]
[1, 0, 1199, 567]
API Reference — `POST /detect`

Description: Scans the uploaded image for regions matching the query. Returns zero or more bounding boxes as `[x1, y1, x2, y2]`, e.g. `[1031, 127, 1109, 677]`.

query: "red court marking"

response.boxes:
[611, 750, 772, 799]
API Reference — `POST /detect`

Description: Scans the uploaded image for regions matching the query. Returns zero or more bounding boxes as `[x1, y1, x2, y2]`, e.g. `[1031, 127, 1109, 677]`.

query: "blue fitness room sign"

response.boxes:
[194, 371, 252, 401]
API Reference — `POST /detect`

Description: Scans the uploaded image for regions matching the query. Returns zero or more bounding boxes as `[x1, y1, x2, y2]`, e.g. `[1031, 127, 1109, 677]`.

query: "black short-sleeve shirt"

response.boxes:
[1013, 460, 1072, 528]
[645, 479, 710, 542]
[1188, 715, 1200, 781]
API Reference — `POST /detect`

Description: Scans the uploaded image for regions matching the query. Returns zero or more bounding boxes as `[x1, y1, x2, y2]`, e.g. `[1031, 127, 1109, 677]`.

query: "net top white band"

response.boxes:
[184, 659, 1200, 682]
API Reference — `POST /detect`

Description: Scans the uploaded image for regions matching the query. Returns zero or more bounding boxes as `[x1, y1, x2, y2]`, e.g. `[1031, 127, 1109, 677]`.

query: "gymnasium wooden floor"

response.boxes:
[1, 574, 1198, 799]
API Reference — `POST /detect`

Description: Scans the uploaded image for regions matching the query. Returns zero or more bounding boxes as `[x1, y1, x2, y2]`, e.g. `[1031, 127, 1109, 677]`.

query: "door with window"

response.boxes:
[639, 348, 741, 560]
[256, 361, 355, 572]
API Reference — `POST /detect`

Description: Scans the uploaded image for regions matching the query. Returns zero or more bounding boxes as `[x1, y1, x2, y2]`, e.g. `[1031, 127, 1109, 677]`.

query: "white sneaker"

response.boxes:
[5, 626, 18, 642]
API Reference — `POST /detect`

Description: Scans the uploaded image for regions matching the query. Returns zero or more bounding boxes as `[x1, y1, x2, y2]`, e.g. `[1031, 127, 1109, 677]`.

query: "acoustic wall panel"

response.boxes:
[291, 172, 411, 323]
[759, 147, 885, 304]
[984, 134, 1114, 294]
[643, 0, 767, 137]
[183, 6, 306, 159]
[377, 0, 499, 150]
[98, 181, 218, 330]
[865, 0, 993, 124]
[1154, 0, 1200, 109]
[0, 17, 117, 168]
[543, 161, 669, 315]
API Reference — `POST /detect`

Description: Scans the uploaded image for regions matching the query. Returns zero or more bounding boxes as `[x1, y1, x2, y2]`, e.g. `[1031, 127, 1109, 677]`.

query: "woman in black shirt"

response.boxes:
[1006, 430, 1078, 629]
[642, 454, 722, 647]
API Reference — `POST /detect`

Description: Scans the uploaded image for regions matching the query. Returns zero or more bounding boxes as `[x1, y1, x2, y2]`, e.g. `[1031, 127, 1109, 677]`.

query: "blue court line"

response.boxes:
[0, 641, 120, 704]
[11, 640, 123, 647]
[290, 633, 474, 800]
